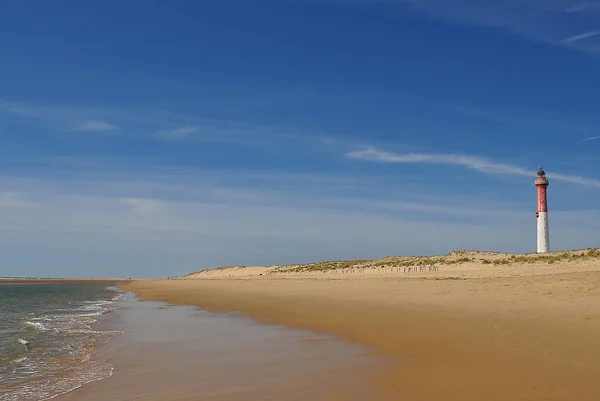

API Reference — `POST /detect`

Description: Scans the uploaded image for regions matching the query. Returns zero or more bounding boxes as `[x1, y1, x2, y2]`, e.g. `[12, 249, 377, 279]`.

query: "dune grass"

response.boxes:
[187, 248, 600, 276]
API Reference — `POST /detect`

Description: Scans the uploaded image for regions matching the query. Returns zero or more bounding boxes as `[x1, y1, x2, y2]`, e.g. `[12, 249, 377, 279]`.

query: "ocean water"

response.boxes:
[0, 283, 123, 401]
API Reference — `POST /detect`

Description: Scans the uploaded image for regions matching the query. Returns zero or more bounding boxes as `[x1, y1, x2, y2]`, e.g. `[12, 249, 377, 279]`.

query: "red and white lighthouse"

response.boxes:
[535, 167, 550, 253]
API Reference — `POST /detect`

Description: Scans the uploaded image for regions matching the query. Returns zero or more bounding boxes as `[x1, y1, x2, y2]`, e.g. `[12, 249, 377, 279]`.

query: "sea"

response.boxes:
[0, 282, 123, 401]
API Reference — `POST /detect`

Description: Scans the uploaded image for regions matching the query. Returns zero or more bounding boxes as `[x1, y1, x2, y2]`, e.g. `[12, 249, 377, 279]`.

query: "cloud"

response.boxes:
[359, 0, 600, 53]
[562, 31, 600, 43]
[155, 125, 201, 141]
[1, 178, 599, 278]
[2, 164, 600, 277]
[6, 107, 28, 115]
[2, 101, 96, 122]
[1, 100, 343, 150]
[347, 148, 531, 175]
[120, 198, 165, 215]
[550, 172, 600, 187]
[1, 101, 121, 133]
[582, 135, 600, 141]
[71, 120, 117, 132]
[565, 1, 600, 13]
[347, 147, 600, 188]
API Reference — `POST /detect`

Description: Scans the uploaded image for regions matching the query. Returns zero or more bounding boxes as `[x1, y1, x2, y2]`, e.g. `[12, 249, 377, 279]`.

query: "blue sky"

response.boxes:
[1, 0, 600, 278]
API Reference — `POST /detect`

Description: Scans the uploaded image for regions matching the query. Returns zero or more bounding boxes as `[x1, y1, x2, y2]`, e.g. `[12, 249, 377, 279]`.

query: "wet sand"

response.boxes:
[58, 292, 381, 401]
[119, 272, 600, 401]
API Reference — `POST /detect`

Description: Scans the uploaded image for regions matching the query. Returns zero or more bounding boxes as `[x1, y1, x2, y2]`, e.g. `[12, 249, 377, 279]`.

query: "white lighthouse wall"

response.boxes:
[537, 212, 550, 253]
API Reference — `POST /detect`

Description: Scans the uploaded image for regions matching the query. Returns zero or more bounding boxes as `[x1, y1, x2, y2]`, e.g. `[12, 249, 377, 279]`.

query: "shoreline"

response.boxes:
[48, 286, 125, 401]
[120, 268, 600, 401]
[58, 291, 380, 401]
[0, 283, 124, 401]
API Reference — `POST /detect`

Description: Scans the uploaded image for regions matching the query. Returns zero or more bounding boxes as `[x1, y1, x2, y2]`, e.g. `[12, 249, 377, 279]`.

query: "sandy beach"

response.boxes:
[117, 249, 600, 401]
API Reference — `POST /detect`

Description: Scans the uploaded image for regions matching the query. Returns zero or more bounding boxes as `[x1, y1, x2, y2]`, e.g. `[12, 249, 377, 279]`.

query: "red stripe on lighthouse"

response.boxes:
[537, 185, 548, 212]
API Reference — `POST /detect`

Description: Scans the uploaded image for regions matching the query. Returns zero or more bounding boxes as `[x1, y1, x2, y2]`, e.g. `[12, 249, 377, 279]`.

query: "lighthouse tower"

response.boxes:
[535, 167, 550, 253]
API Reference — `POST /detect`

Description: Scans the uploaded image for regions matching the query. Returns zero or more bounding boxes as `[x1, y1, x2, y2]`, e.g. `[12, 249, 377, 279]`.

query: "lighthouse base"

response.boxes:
[537, 211, 550, 253]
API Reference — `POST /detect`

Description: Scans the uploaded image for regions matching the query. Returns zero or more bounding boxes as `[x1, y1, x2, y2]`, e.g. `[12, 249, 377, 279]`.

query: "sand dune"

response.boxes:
[182, 248, 600, 280]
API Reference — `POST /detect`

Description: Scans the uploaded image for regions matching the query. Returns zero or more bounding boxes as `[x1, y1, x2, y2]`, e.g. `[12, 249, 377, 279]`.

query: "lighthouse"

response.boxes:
[535, 166, 550, 253]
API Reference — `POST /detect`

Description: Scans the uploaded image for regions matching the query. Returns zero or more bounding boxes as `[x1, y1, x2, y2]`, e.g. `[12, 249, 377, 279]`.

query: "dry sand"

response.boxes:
[120, 249, 600, 401]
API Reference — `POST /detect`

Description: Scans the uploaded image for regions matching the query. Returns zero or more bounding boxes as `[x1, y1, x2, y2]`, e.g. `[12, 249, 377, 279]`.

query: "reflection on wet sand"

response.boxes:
[59, 293, 382, 401]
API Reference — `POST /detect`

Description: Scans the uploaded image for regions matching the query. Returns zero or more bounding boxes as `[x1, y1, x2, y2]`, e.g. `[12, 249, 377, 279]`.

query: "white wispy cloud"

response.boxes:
[360, 0, 600, 53]
[6, 107, 28, 115]
[1, 101, 121, 133]
[565, 1, 600, 13]
[155, 125, 201, 140]
[550, 172, 600, 187]
[120, 198, 165, 215]
[346, 147, 600, 188]
[582, 135, 600, 141]
[71, 120, 117, 132]
[347, 148, 531, 175]
[1, 100, 347, 150]
[562, 31, 600, 43]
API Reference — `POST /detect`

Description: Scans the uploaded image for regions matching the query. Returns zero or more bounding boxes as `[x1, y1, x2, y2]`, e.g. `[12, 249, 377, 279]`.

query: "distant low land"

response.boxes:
[121, 247, 600, 400]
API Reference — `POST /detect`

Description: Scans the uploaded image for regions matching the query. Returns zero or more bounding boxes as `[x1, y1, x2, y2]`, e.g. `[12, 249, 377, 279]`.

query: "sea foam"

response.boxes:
[24, 321, 49, 331]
